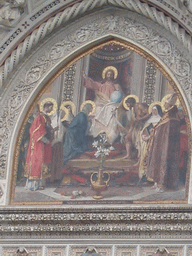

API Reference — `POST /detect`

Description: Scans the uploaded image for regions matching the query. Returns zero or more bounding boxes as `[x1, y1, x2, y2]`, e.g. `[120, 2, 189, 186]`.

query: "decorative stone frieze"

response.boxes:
[1, 8, 192, 190]
[0, 208, 191, 239]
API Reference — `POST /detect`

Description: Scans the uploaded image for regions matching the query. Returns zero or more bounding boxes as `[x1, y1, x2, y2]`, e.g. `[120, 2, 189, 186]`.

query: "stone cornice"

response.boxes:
[0, 207, 192, 239]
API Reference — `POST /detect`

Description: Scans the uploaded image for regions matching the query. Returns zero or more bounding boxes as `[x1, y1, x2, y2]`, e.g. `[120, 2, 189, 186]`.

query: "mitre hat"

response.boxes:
[166, 93, 177, 106]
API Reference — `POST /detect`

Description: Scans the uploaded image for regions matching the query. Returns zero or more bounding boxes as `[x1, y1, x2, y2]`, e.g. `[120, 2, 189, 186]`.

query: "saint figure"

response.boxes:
[83, 66, 124, 144]
[138, 103, 163, 180]
[24, 99, 56, 191]
[63, 101, 94, 165]
[123, 95, 149, 159]
[146, 93, 180, 192]
[50, 101, 75, 182]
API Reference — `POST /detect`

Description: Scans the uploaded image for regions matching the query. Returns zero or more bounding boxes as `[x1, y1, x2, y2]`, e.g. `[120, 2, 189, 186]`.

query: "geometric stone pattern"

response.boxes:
[30, 0, 61, 22]
[0, 208, 192, 239]
[144, 61, 157, 105]
[0, 0, 192, 251]
[63, 64, 76, 101]
[187, 247, 192, 256]
[1, 0, 192, 88]
[2, 246, 42, 256]
[69, 245, 112, 256]
[114, 246, 137, 256]
[1, 9, 192, 184]
[0, 244, 190, 256]
[140, 245, 184, 256]
[46, 246, 66, 256]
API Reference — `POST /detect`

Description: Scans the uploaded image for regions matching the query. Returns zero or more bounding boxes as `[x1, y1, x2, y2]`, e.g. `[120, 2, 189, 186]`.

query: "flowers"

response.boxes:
[92, 134, 114, 168]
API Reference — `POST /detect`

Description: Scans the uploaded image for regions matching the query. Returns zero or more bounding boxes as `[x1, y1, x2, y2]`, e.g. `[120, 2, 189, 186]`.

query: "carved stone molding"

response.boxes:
[0, 8, 192, 205]
[1, 0, 192, 89]
[0, 0, 26, 27]
[2, 246, 42, 256]
[0, 208, 192, 239]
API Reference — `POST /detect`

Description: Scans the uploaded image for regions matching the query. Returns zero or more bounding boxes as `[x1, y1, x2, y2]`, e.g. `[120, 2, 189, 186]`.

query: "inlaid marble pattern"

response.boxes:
[45, 246, 66, 256]
[140, 246, 184, 256]
[69, 246, 112, 256]
[2, 246, 42, 256]
[186, 246, 192, 256]
[114, 246, 137, 256]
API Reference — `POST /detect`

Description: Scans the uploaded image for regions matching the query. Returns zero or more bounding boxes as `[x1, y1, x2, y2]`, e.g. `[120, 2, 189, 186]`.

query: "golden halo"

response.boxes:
[60, 101, 76, 114]
[123, 94, 139, 110]
[102, 66, 118, 79]
[161, 93, 180, 112]
[148, 101, 162, 114]
[80, 100, 96, 116]
[59, 105, 69, 122]
[40, 98, 57, 116]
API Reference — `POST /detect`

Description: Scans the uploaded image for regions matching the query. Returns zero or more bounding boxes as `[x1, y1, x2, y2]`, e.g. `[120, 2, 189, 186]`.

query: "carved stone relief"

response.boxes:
[45, 247, 66, 256]
[114, 246, 137, 256]
[69, 246, 112, 256]
[0, 0, 26, 27]
[0, 8, 192, 206]
[180, 0, 192, 14]
[140, 245, 184, 256]
[2, 0, 192, 91]
[2, 246, 42, 256]
[1, 244, 192, 256]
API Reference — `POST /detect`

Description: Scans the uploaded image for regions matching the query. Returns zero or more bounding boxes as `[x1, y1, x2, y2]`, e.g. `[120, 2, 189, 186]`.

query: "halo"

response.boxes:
[102, 66, 118, 79]
[40, 98, 57, 116]
[123, 94, 139, 110]
[60, 101, 76, 114]
[148, 101, 162, 114]
[80, 100, 96, 116]
[161, 93, 180, 112]
[59, 105, 69, 122]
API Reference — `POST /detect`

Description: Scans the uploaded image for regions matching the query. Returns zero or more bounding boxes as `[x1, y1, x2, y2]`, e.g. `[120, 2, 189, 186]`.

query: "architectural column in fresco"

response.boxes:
[143, 61, 157, 105]
[160, 76, 169, 99]
[62, 65, 76, 103]
[51, 73, 65, 103]
[131, 52, 146, 102]
[154, 70, 163, 101]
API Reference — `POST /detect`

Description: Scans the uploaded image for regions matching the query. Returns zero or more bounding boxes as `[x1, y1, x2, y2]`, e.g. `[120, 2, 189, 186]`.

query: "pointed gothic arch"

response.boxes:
[2, 6, 191, 205]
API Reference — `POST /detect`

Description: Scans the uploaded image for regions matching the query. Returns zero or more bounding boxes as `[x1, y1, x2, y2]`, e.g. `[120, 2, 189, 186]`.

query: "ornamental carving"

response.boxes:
[0, 209, 191, 239]
[0, 10, 191, 206]
[0, 0, 26, 27]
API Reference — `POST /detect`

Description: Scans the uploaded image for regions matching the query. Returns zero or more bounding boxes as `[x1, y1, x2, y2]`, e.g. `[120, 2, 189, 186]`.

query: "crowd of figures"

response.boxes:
[17, 65, 188, 195]
[18, 98, 94, 191]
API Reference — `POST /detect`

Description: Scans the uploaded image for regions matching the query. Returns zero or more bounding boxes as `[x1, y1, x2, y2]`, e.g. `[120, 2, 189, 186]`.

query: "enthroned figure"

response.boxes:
[83, 66, 124, 144]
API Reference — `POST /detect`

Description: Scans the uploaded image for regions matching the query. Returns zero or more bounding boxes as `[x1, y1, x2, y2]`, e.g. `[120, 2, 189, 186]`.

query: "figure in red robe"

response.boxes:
[24, 101, 54, 191]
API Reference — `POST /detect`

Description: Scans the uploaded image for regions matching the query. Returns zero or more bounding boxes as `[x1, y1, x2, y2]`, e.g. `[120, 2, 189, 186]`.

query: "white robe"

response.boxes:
[89, 92, 122, 144]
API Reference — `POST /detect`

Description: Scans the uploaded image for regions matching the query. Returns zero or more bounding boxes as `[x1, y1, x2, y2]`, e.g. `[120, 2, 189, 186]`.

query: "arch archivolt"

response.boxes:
[1, 7, 192, 205]
[1, 0, 192, 89]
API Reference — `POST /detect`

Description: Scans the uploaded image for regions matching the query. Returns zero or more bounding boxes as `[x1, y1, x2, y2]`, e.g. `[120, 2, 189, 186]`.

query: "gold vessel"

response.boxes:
[90, 168, 110, 199]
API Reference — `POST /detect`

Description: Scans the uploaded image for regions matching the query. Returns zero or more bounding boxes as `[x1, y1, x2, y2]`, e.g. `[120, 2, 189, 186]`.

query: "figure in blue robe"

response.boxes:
[63, 104, 92, 165]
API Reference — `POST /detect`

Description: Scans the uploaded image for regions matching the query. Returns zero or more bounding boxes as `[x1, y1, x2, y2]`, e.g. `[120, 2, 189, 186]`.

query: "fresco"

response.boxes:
[11, 42, 190, 204]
